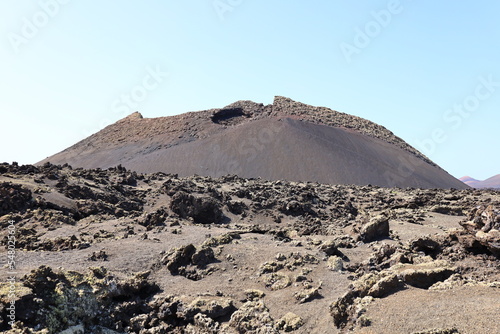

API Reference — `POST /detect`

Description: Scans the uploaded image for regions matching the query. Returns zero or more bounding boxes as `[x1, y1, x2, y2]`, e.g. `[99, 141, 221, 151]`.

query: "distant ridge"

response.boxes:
[460, 175, 500, 189]
[39, 96, 468, 189]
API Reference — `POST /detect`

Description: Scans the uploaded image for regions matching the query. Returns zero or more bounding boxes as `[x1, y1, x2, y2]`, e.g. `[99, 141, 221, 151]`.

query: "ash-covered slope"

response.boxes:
[39, 96, 467, 189]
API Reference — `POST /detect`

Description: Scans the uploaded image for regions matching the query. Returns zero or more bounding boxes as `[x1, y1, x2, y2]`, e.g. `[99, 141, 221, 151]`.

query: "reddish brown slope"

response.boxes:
[39, 97, 468, 189]
[120, 118, 465, 188]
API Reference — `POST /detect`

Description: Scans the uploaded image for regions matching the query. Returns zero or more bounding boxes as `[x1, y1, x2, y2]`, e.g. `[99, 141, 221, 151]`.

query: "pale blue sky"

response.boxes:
[1, 1, 499, 180]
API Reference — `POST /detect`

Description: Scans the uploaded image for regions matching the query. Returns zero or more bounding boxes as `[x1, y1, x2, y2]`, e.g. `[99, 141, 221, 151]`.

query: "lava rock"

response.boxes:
[275, 312, 304, 332]
[0, 182, 33, 215]
[360, 214, 390, 242]
[181, 297, 236, 321]
[228, 300, 277, 333]
[162, 244, 197, 274]
[170, 191, 223, 224]
[401, 267, 455, 289]
[367, 273, 402, 298]
[141, 208, 168, 230]
[410, 237, 442, 257]
[327, 256, 344, 272]
[226, 200, 248, 215]
[320, 239, 346, 258]
[191, 247, 216, 267]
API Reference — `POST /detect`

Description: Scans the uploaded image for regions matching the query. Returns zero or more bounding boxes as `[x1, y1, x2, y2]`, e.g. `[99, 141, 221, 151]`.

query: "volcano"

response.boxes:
[39, 96, 467, 189]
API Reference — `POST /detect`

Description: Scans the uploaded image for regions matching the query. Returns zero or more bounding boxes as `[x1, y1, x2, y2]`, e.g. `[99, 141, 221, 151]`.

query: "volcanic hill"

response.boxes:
[39, 97, 467, 189]
[460, 175, 500, 189]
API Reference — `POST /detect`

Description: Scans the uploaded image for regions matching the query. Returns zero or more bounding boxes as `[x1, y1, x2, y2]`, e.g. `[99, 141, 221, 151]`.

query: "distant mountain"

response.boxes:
[460, 175, 500, 189]
[39, 96, 468, 189]
[459, 176, 480, 187]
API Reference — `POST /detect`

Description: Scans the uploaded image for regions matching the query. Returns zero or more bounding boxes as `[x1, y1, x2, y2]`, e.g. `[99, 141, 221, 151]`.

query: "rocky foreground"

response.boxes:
[0, 163, 499, 333]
